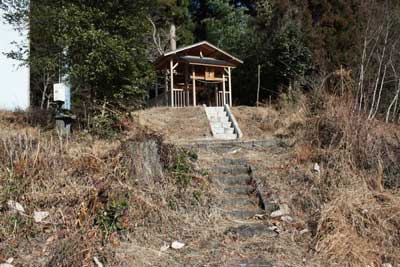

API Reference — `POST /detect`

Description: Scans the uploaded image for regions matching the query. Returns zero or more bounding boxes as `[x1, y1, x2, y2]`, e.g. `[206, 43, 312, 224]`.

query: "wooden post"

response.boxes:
[164, 70, 168, 105]
[222, 72, 226, 106]
[192, 65, 196, 106]
[185, 64, 189, 106]
[228, 67, 232, 106]
[170, 59, 174, 107]
[215, 85, 218, 106]
[257, 64, 260, 107]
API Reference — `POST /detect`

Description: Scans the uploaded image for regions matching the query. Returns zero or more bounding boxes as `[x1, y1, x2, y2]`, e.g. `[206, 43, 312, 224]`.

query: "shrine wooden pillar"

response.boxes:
[228, 67, 232, 106]
[192, 65, 197, 106]
[170, 59, 174, 107]
[222, 72, 226, 105]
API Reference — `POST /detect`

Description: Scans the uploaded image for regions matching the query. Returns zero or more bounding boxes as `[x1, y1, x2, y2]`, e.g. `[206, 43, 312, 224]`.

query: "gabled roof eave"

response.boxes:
[162, 41, 243, 65]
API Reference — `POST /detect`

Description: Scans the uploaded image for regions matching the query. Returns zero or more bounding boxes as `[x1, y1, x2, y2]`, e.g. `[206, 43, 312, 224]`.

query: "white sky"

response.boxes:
[0, 10, 29, 110]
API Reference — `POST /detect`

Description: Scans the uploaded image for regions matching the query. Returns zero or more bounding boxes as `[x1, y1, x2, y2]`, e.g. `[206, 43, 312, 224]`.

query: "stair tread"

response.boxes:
[214, 133, 237, 140]
[205, 106, 239, 140]
[220, 197, 258, 209]
[224, 209, 264, 219]
[212, 166, 249, 175]
[226, 223, 277, 238]
[223, 185, 253, 195]
[213, 175, 250, 186]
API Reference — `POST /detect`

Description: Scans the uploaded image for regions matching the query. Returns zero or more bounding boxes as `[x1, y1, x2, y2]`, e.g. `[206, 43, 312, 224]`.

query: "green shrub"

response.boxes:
[95, 198, 128, 238]
[171, 150, 194, 190]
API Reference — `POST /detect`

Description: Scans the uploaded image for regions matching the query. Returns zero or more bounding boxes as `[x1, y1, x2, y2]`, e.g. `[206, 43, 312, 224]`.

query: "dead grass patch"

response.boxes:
[292, 93, 400, 267]
[231, 106, 279, 139]
[313, 189, 400, 266]
[0, 112, 210, 266]
[132, 107, 211, 142]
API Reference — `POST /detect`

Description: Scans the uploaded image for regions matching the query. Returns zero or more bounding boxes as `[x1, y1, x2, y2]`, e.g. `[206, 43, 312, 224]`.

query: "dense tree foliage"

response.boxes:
[60, 0, 154, 108]
[2, 0, 400, 120]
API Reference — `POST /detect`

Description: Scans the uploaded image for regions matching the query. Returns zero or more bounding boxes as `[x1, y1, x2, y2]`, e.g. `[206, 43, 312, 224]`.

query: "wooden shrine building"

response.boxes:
[151, 41, 243, 107]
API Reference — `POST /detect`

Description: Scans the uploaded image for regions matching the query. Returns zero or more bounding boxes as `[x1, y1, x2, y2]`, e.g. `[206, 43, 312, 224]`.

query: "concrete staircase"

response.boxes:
[211, 160, 266, 221]
[207, 156, 276, 266]
[204, 106, 238, 140]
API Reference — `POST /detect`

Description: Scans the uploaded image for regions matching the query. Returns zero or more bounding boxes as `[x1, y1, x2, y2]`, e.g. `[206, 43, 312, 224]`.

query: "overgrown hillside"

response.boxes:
[0, 112, 212, 266]
[1, 88, 400, 267]
[278, 91, 400, 266]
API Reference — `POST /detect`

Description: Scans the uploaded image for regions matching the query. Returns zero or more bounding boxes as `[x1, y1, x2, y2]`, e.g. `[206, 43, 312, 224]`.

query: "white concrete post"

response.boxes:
[170, 59, 174, 107]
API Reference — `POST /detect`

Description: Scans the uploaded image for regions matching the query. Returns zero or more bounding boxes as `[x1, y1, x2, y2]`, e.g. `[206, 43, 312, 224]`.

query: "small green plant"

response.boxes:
[1, 175, 25, 204]
[192, 190, 203, 204]
[95, 198, 128, 238]
[1, 214, 37, 240]
[89, 108, 125, 139]
[187, 150, 198, 162]
[167, 198, 178, 210]
[171, 150, 194, 190]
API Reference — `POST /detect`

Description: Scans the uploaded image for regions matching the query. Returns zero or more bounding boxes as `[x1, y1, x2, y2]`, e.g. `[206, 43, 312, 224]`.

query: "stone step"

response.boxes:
[221, 197, 257, 208]
[211, 127, 235, 135]
[229, 257, 274, 267]
[223, 185, 253, 195]
[224, 209, 263, 219]
[211, 126, 226, 135]
[225, 224, 278, 238]
[207, 111, 227, 117]
[220, 158, 248, 166]
[205, 107, 225, 112]
[177, 139, 280, 151]
[213, 133, 237, 140]
[209, 116, 229, 123]
[224, 127, 235, 134]
[211, 126, 235, 135]
[213, 175, 251, 185]
[213, 166, 249, 175]
[210, 121, 232, 128]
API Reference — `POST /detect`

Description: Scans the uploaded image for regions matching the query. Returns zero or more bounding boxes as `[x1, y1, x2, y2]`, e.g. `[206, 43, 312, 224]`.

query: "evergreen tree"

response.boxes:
[2, 0, 156, 110]
[193, 0, 262, 104]
[60, 0, 155, 109]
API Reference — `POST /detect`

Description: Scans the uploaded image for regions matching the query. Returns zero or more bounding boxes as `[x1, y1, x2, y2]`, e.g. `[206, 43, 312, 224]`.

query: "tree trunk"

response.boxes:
[368, 24, 389, 119]
[170, 24, 176, 51]
[386, 79, 400, 123]
[40, 73, 50, 110]
[371, 63, 388, 119]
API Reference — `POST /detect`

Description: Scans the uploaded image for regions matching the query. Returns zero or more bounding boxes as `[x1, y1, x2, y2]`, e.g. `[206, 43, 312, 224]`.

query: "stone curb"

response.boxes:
[249, 165, 269, 212]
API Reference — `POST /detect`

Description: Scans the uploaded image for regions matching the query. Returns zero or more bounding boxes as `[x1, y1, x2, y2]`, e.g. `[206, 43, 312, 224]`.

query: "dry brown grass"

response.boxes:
[0, 111, 211, 266]
[133, 105, 305, 142]
[132, 107, 212, 143]
[225, 92, 400, 267]
[289, 92, 400, 267]
[231, 102, 307, 140]
[314, 189, 400, 266]
[1, 94, 399, 267]
[231, 106, 279, 139]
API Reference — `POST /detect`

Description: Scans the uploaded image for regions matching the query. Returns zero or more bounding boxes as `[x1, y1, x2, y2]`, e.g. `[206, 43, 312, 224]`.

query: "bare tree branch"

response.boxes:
[147, 16, 164, 56]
